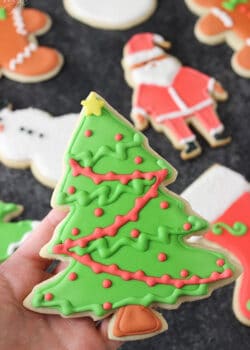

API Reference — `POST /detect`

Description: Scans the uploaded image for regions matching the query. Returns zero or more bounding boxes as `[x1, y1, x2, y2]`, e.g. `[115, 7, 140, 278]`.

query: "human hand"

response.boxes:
[0, 209, 123, 350]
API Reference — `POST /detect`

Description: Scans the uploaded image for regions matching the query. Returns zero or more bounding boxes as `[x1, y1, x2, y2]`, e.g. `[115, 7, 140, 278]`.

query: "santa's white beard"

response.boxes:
[131, 57, 182, 87]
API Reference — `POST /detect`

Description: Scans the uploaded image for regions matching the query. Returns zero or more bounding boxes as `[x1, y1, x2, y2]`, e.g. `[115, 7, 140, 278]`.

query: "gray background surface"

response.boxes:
[1, 0, 250, 349]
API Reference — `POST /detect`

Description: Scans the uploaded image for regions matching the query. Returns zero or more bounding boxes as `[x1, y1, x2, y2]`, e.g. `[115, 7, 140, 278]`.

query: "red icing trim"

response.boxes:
[69, 159, 166, 185]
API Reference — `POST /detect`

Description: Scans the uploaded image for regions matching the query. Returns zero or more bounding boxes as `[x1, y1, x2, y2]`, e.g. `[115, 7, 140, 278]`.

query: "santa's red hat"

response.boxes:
[123, 33, 171, 67]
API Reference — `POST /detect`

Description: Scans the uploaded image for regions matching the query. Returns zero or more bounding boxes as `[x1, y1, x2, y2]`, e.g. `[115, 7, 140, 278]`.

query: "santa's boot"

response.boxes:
[212, 129, 231, 146]
[108, 305, 168, 341]
[181, 140, 201, 160]
[232, 45, 250, 78]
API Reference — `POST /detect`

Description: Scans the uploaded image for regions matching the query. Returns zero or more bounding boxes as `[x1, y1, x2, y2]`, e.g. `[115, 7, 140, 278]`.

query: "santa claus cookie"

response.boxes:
[0, 201, 38, 263]
[0, 0, 63, 83]
[63, 0, 157, 30]
[0, 101, 78, 188]
[185, 0, 250, 78]
[24, 92, 236, 342]
[182, 165, 250, 326]
[122, 33, 231, 160]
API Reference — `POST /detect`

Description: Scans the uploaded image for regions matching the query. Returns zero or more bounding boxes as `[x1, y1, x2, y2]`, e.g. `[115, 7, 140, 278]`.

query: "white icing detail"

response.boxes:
[156, 98, 214, 121]
[131, 107, 148, 117]
[181, 165, 250, 222]
[187, 236, 201, 244]
[168, 86, 188, 110]
[153, 34, 165, 44]
[207, 78, 215, 93]
[211, 7, 233, 28]
[246, 38, 250, 46]
[64, 0, 157, 29]
[131, 57, 181, 86]
[9, 42, 38, 71]
[12, 6, 27, 35]
[209, 124, 224, 136]
[125, 47, 164, 67]
[0, 108, 78, 185]
[180, 135, 196, 144]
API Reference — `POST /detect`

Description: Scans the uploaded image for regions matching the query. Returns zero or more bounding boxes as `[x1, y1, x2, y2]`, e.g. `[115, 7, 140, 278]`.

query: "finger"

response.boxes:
[1, 209, 67, 300]
[100, 318, 124, 350]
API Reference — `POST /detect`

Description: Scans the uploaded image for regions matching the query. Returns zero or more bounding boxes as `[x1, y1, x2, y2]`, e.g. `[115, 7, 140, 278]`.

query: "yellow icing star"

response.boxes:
[81, 92, 105, 116]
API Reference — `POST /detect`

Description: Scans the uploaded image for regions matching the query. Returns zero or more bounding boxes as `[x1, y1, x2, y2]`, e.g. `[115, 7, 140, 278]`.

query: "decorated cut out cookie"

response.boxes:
[0, 201, 38, 263]
[63, 0, 157, 30]
[122, 33, 231, 160]
[0, 102, 78, 188]
[182, 165, 250, 326]
[0, 0, 63, 83]
[24, 92, 236, 341]
[185, 0, 250, 78]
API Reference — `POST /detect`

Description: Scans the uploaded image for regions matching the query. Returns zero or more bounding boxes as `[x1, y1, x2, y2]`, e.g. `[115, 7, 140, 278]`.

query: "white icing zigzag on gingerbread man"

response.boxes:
[0, 101, 78, 188]
[185, 0, 250, 78]
[0, 0, 63, 82]
[122, 33, 231, 160]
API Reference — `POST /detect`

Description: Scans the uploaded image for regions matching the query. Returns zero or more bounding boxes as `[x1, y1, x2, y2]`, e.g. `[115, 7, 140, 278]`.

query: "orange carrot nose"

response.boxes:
[0, 124, 4, 132]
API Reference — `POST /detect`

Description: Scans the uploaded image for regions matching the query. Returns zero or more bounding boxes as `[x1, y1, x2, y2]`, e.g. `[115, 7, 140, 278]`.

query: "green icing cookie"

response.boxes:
[28, 92, 235, 319]
[0, 201, 35, 262]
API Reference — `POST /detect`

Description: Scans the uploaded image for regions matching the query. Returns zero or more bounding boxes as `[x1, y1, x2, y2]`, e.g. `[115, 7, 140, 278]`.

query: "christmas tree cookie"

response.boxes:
[0, 201, 38, 263]
[182, 165, 250, 326]
[24, 93, 236, 341]
[185, 0, 250, 78]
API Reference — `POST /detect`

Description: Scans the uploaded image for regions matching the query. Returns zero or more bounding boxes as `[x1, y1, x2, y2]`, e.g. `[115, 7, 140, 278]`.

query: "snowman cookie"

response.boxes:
[0, 201, 38, 263]
[122, 33, 231, 160]
[0, 102, 78, 188]
[182, 165, 250, 326]
[63, 0, 157, 30]
[24, 93, 236, 342]
[0, 0, 63, 83]
[185, 0, 250, 78]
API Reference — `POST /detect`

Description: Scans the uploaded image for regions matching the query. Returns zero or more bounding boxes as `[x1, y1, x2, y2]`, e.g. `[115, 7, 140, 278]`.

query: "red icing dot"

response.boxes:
[44, 293, 53, 301]
[68, 186, 76, 194]
[72, 228, 80, 236]
[94, 208, 104, 217]
[183, 222, 192, 231]
[134, 156, 143, 164]
[103, 279, 112, 288]
[68, 272, 78, 281]
[131, 229, 140, 238]
[103, 302, 112, 310]
[115, 133, 123, 141]
[85, 130, 93, 137]
[160, 201, 169, 209]
[216, 259, 225, 267]
[180, 269, 189, 278]
[158, 253, 167, 262]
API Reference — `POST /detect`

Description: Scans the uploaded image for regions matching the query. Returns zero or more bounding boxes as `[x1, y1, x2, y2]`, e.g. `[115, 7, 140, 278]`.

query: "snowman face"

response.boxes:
[131, 56, 182, 87]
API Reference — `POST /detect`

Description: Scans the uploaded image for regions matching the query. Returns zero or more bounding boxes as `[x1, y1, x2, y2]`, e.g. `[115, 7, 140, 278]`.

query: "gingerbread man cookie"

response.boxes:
[185, 0, 250, 78]
[0, 201, 38, 263]
[182, 165, 250, 326]
[63, 0, 157, 30]
[0, 0, 63, 83]
[0, 101, 78, 188]
[122, 33, 231, 160]
[24, 93, 236, 341]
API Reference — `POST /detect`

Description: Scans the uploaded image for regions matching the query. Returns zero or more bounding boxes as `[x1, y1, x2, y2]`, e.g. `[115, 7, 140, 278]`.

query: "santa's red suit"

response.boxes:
[132, 67, 223, 144]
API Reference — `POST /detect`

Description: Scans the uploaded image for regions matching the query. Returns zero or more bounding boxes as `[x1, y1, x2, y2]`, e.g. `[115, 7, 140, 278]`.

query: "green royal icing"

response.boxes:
[31, 93, 235, 318]
[222, 0, 248, 11]
[0, 8, 6, 20]
[0, 201, 34, 263]
[212, 222, 248, 236]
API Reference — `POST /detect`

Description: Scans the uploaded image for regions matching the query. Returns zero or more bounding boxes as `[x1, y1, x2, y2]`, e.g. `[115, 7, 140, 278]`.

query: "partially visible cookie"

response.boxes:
[0, 103, 78, 188]
[24, 93, 236, 342]
[0, 0, 63, 83]
[185, 0, 250, 78]
[63, 0, 157, 30]
[182, 165, 250, 326]
[0, 201, 38, 263]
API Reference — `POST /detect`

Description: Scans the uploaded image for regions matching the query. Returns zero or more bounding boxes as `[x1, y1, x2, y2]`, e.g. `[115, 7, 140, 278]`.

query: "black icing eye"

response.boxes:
[39, 133, 44, 138]
[0, 117, 2, 122]
[28, 130, 33, 135]
[19, 127, 25, 132]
